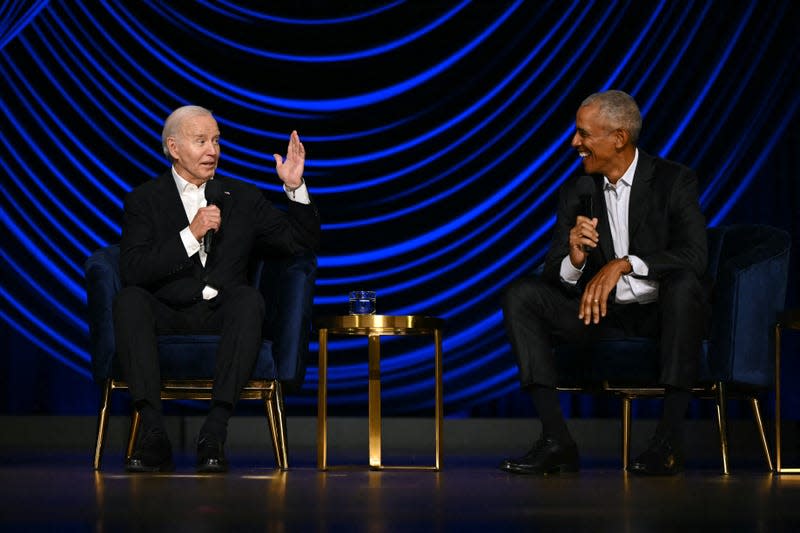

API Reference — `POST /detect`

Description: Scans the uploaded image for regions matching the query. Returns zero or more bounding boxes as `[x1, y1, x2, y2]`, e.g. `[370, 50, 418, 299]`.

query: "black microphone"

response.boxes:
[575, 175, 595, 253]
[204, 179, 224, 254]
[575, 175, 594, 219]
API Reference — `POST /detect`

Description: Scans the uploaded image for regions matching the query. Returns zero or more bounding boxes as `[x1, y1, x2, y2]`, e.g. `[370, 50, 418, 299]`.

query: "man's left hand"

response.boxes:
[579, 258, 633, 325]
[274, 130, 305, 189]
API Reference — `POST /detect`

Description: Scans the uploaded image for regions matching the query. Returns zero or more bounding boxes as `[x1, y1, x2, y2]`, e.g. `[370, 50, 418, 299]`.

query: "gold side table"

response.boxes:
[776, 308, 800, 473]
[315, 314, 445, 471]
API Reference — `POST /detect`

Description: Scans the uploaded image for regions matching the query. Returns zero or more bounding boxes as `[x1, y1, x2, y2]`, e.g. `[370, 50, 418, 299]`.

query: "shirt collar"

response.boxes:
[171, 166, 206, 194]
[603, 148, 639, 190]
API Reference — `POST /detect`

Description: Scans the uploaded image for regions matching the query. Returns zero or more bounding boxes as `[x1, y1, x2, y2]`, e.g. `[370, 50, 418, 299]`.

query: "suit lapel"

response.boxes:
[628, 151, 654, 241]
[155, 171, 208, 269]
[155, 171, 192, 231]
[593, 174, 614, 264]
[205, 178, 230, 267]
[213, 177, 231, 221]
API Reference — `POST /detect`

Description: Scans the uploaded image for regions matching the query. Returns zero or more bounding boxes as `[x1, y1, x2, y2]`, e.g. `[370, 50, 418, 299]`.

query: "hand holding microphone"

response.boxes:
[203, 179, 224, 254]
[188, 180, 223, 252]
[568, 175, 599, 267]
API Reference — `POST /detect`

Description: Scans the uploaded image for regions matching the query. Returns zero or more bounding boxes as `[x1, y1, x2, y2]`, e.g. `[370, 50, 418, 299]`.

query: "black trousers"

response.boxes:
[113, 285, 266, 411]
[502, 270, 707, 389]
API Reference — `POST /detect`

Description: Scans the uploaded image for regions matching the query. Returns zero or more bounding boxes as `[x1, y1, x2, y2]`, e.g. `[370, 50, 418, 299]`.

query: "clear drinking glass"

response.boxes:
[349, 290, 377, 315]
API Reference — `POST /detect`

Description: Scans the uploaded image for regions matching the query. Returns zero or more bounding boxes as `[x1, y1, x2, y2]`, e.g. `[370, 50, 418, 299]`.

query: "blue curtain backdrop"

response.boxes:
[1, 1, 798, 418]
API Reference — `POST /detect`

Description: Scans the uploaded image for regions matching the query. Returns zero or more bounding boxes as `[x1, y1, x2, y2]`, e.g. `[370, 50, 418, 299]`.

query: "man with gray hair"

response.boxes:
[114, 105, 320, 473]
[501, 90, 707, 475]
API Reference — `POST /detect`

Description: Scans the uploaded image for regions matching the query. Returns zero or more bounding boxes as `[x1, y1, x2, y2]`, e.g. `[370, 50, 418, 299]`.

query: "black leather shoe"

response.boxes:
[197, 432, 228, 473]
[628, 435, 684, 475]
[500, 436, 579, 475]
[126, 427, 174, 473]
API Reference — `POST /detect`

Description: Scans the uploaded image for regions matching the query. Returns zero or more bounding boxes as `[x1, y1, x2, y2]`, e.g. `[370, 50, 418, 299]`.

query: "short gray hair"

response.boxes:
[161, 105, 214, 161]
[581, 90, 641, 145]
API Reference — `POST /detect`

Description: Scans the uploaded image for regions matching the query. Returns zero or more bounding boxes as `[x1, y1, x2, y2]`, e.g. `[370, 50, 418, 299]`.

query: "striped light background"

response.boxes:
[1, 1, 797, 415]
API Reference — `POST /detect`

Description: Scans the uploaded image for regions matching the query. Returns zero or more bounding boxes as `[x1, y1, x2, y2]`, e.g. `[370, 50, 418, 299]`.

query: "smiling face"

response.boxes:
[166, 113, 220, 186]
[570, 102, 631, 182]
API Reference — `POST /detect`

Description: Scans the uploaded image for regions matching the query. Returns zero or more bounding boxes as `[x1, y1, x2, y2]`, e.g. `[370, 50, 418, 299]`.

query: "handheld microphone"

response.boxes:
[204, 179, 224, 254]
[575, 175, 595, 253]
[575, 175, 594, 219]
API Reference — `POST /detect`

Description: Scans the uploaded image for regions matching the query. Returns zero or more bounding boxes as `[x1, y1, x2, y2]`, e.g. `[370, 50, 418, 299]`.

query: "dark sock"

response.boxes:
[136, 401, 164, 432]
[530, 386, 573, 444]
[201, 402, 232, 442]
[655, 386, 692, 442]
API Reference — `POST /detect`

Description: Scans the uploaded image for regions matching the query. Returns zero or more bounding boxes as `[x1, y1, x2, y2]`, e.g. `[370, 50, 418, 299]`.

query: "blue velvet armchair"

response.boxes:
[84, 245, 317, 470]
[554, 224, 791, 473]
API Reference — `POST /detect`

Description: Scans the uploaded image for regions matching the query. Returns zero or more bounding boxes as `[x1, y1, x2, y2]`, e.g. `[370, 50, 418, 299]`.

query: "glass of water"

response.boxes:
[349, 290, 377, 315]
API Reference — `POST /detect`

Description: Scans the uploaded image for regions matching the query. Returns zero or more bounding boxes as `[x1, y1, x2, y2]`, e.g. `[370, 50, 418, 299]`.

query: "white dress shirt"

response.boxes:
[559, 149, 659, 303]
[172, 168, 310, 300]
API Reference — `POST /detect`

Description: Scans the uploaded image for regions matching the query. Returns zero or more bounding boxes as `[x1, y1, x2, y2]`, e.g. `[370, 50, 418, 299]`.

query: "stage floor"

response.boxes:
[2, 450, 800, 531]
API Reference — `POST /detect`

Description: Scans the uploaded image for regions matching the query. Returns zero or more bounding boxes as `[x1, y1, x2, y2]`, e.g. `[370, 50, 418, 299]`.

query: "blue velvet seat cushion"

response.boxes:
[155, 335, 275, 380]
[555, 338, 713, 386]
[86, 244, 317, 385]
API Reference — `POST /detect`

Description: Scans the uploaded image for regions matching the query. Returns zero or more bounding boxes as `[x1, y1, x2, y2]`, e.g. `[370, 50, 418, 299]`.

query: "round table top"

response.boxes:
[314, 314, 444, 335]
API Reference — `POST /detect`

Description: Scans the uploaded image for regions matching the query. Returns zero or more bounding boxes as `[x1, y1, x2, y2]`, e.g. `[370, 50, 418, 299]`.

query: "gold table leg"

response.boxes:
[314, 315, 445, 471]
[317, 328, 328, 470]
[368, 334, 382, 469]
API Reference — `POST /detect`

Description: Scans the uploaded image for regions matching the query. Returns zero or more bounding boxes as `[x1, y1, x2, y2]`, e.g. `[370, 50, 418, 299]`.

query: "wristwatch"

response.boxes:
[621, 255, 633, 275]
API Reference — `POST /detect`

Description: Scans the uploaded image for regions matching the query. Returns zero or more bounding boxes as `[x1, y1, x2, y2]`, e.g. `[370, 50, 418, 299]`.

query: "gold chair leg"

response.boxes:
[775, 322, 783, 473]
[266, 380, 289, 470]
[750, 397, 774, 471]
[622, 396, 632, 470]
[93, 379, 113, 470]
[715, 381, 730, 475]
[126, 409, 141, 461]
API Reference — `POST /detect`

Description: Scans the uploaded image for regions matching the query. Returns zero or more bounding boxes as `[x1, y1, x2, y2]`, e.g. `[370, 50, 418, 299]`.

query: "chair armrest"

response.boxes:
[709, 225, 791, 386]
[259, 250, 318, 389]
[84, 245, 121, 383]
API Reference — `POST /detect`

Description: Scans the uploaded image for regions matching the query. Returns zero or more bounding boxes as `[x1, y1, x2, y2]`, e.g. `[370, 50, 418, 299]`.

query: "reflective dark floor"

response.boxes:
[2, 450, 800, 532]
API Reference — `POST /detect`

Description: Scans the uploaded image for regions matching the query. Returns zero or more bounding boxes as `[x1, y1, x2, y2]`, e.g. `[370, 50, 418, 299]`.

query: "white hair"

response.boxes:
[581, 90, 642, 145]
[161, 105, 214, 161]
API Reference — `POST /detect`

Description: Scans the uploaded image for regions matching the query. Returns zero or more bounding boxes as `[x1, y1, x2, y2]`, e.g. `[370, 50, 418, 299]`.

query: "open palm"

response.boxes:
[274, 130, 305, 189]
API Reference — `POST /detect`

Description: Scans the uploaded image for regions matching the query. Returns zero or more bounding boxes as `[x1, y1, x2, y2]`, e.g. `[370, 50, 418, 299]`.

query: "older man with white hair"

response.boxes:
[114, 106, 320, 473]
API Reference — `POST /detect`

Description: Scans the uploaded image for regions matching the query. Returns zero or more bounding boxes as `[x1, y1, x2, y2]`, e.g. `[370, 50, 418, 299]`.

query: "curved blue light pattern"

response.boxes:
[0, 309, 92, 380]
[2, 48, 126, 213]
[658, 1, 756, 158]
[200, 0, 406, 25]
[147, 1, 470, 63]
[0, 82, 119, 242]
[709, 95, 799, 227]
[29, 17, 163, 176]
[0, 0, 48, 48]
[1, 2, 796, 414]
[2, 250, 86, 330]
[100, 0, 525, 113]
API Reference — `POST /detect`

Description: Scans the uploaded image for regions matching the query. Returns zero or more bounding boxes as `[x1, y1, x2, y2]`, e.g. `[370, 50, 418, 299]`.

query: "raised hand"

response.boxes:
[273, 130, 305, 190]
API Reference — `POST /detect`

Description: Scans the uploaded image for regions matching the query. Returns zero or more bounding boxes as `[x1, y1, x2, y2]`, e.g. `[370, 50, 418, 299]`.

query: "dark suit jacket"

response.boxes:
[542, 150, 707, 294]
[119, 171, 320, 308]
